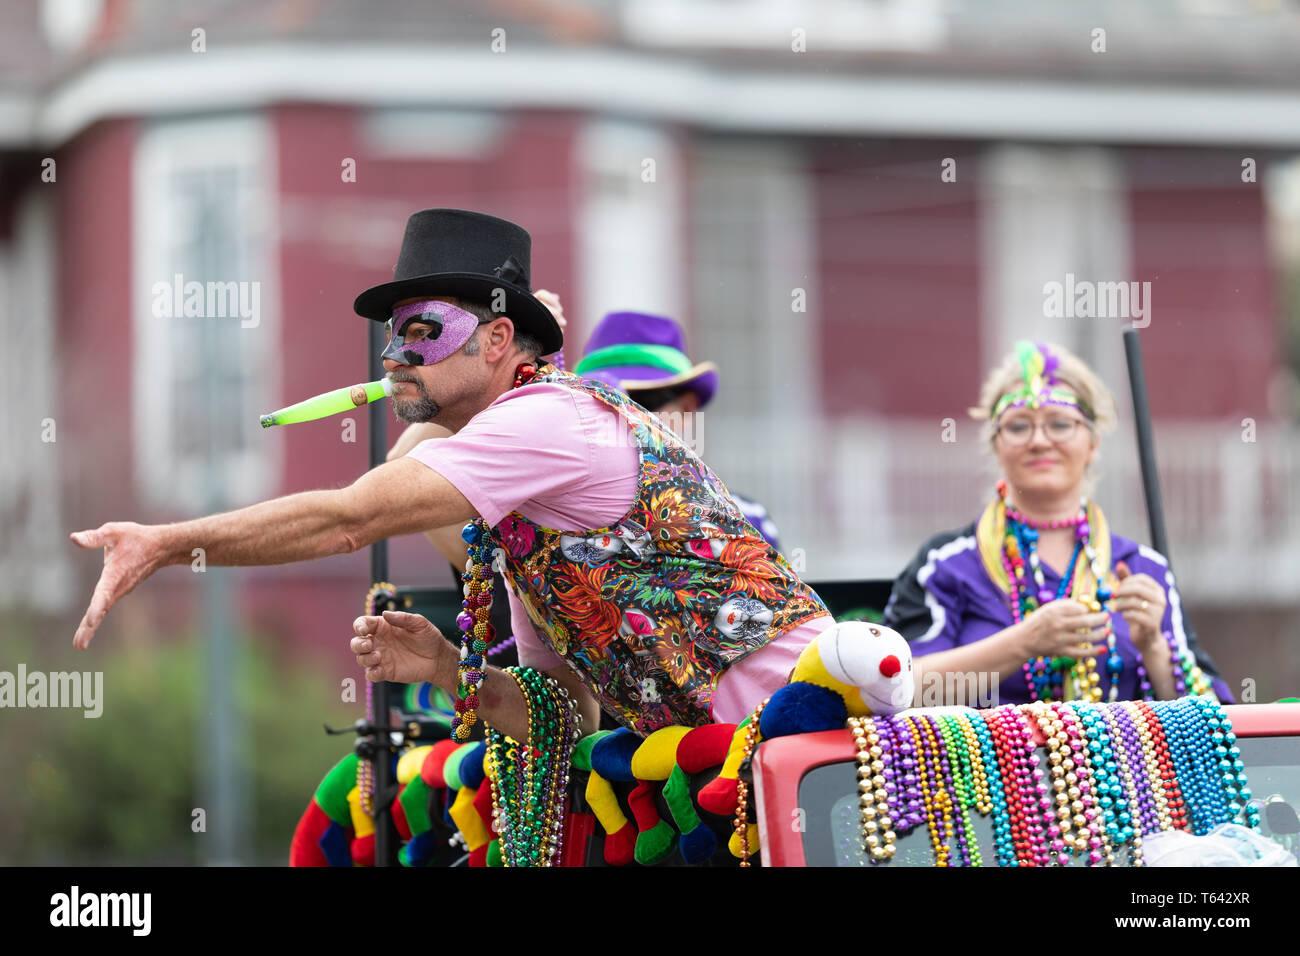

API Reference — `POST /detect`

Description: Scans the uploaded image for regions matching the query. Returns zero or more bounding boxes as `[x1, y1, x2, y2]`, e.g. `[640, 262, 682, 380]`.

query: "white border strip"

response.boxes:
[20, 44, 1300, 148]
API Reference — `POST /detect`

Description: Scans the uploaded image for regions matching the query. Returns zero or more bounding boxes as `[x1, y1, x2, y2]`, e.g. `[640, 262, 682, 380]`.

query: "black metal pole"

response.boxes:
[367, 318, 400, 867]
[1122, 327, 1171, 562]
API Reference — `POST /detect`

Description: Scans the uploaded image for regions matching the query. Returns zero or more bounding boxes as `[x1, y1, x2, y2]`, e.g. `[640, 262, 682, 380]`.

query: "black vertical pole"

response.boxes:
[1122, 327, 1171, 562]
[367, 319, 399, 866]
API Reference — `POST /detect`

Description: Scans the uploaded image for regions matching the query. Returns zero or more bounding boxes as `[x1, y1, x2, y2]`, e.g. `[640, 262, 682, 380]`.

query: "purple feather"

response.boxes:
[1037, 342, 1060, 382]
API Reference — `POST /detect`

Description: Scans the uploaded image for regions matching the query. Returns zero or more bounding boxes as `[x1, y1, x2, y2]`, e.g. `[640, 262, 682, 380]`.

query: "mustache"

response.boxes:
[387, 373, 423, 385]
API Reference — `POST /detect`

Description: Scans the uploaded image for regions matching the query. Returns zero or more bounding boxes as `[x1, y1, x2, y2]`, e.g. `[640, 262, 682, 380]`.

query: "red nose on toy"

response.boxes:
[879, 655, 901, 678]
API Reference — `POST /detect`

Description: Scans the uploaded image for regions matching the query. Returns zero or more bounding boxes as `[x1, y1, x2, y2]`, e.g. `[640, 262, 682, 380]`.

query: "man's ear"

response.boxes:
[678, 390, 701, 413]
[483, 317, 516, 360]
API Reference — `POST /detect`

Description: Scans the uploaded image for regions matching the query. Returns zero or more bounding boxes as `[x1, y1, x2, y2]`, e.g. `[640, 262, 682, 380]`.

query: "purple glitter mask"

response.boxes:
[380, 300, 485, 367]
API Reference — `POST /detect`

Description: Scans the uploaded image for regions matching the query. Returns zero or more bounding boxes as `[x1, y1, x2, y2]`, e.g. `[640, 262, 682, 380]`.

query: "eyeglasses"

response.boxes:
[995, 416, 1090, 446]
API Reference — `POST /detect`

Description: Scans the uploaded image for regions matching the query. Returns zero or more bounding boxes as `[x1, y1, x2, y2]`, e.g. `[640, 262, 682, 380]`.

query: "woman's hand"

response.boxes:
[350, 610, 450, 685]
[387, 421, 453, 461]
[534, 289, 567, 336]
[1112, 561, 1166, 650]
[1019, 598, 1111, 660]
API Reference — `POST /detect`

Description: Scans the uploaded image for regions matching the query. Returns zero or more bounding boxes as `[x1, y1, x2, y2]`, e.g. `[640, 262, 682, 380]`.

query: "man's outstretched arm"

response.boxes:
[69, 457, 476, 649]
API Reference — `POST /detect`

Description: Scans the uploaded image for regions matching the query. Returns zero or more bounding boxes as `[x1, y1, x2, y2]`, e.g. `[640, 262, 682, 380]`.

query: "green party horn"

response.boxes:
[259, 378, 394, 428]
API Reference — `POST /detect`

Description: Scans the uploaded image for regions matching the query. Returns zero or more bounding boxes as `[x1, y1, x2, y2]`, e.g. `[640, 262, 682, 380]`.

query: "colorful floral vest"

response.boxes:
[489, 367, 827, 735]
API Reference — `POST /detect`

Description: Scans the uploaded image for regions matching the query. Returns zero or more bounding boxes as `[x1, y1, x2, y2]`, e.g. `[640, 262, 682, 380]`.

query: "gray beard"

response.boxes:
[391, 379, 441, 422]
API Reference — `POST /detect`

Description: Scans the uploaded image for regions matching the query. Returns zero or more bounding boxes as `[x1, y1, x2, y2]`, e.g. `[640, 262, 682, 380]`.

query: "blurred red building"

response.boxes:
[2, 0, 1298, 689]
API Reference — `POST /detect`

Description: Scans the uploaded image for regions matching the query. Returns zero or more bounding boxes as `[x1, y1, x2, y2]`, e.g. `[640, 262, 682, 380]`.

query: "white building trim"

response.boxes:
[17, 45, 1300, 149]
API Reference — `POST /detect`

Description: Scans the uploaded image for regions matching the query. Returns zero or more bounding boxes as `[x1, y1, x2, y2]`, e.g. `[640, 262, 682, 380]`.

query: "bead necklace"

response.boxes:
[933, 715, 980, 866]
[1169, 632, 1215, 698]
[921, 715, 968, 865]
[901, 715, 950, 866]
[359, 581, 399, 816]
[984, 708, 1028, 864]
[1054, 702, 1108, 865]
[1011, 704, 1057, 865]
[1097, 705, 1146, 865]
[1194, 695, 1258, 828]
[485, 665, 580, 866]
[999, 482, 1106, 703]
[1030, 701, 1078, 864]
[450, 362, 546, 741]
[1074, 703, 1125, 863]
[889, 716, 926, 831]
[988, 706, 1049, 865]
[849, 716, 897, 862]
[962, 711, 1016, 866]
[1162, 696, 1219, 834]
[1110, 704, 1161, 838]
[835, 700, 1256, 868]
[1122, 702, 1179, 832]
[874, 713, 908, 833]
[999, 482, 1205, 704]
[734, 698, 769, 867]
[1138, 701, 1192, 832]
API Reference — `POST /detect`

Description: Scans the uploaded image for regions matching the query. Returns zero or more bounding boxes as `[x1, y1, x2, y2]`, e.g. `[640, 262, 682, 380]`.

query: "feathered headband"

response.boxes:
[991, 341, 1093, 421]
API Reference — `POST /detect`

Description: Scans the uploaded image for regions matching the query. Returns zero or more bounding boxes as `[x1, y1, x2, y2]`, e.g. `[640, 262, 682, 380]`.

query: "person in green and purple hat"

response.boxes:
[574, 310, 783, 552]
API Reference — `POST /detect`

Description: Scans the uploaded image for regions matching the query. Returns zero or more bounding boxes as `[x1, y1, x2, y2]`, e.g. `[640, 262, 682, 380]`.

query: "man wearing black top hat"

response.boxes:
[71, 208, 834, 742]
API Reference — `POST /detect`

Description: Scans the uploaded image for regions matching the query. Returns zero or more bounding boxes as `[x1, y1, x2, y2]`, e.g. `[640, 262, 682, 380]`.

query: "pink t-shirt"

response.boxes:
[405, 381, 833, 724]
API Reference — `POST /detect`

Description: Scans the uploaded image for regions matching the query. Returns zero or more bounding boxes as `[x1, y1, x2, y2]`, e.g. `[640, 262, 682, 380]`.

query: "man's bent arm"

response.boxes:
[424, 639, 600, 744]
[155, 458, 478, 568]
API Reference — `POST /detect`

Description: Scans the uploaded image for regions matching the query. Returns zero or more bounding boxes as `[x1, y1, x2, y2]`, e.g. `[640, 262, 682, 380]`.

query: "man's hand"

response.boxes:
[69, 522, 171, 650]
[350, 610, 450, 685]
[67, 460, 476, 649]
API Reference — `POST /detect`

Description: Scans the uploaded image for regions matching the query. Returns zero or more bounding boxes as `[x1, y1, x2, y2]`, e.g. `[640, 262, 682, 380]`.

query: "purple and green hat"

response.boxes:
[574, 311, 718, 408]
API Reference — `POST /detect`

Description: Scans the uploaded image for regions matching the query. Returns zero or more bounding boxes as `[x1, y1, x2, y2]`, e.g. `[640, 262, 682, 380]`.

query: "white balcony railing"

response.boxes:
[705, 418, 1300, 604]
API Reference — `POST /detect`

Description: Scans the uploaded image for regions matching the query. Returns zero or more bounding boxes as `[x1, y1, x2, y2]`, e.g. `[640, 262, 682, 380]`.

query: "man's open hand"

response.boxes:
[69, 522, 168, 650]
[350, 610, 448, 685]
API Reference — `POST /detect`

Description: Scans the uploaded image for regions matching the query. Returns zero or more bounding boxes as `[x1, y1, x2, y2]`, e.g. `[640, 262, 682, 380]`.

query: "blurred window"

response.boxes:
[132, 115, 278, 511]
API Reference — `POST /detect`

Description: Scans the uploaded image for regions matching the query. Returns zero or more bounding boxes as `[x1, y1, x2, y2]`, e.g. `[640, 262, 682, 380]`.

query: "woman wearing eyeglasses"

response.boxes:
[882, 341, 1231, 707]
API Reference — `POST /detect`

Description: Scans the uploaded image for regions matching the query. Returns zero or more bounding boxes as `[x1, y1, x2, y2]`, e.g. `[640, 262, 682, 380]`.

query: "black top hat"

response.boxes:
[353, 208, 563, 354]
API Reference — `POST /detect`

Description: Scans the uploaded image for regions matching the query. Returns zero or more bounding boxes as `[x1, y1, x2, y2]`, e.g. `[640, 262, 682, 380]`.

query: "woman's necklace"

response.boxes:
[999, 481, 1107, 703]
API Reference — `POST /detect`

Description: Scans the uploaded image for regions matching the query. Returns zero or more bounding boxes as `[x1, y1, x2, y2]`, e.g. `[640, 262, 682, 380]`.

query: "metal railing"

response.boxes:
[704, 417, 1300, 603]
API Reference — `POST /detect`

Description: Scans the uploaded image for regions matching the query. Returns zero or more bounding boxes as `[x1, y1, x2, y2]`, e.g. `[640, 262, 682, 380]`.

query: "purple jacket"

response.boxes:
[883, 523, 1232, 705]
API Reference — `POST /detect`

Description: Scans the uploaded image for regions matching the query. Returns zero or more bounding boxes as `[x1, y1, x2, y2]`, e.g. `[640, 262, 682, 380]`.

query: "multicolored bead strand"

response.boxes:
[998, 482, 1105, 703]
[1075, 703, 1127, 864]
[447, 363, 546, 742]
[1054, 702, 1109, 865]
[452, 521, 495, 740]
[964, 711, 1017, 866]
[935, 714, 981, 866]
[1111, 704, 1161, 838]
[835, 700, 1255, 868]
[1098, 704, 1147, 865]
[485, 666, 580, 866]
[902, 715, 951, 866]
